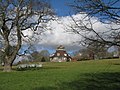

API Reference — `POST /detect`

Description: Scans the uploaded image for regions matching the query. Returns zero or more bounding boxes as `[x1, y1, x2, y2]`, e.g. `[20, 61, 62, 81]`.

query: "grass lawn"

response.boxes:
[0, 59, 120, 90]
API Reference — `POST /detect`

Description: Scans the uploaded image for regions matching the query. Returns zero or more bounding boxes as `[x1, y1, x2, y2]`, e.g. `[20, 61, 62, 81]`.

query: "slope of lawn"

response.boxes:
[0, 59, 120, 90]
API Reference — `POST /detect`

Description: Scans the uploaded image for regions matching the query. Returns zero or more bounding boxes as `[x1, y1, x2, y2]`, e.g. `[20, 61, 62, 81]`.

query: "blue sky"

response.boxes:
[49, 0, 74, 16]
[49, 0, 120, 17]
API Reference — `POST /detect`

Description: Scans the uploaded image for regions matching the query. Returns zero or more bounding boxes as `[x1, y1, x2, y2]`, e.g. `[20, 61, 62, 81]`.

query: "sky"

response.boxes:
[21, 0, 120, 54]
[49, 0, 74, 16]
[49, 0, 120, 17]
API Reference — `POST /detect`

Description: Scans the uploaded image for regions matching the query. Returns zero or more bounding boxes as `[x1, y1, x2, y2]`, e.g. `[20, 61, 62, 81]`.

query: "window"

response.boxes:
[64, 54, 67, 56]
[57, 53, 60, 56]
[64, 58, 67, 60]
[54, 57, 58, 60]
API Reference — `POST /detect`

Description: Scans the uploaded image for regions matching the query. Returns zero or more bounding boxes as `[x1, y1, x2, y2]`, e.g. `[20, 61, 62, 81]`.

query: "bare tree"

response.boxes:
[0, 0, 54, 72]
[86, 41, 108, 59]
[68, 0, 120, 48]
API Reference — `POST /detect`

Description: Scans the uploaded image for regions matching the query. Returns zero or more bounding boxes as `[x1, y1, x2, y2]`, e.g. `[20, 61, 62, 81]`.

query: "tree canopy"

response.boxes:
[69, 0, 120, 47]
[0, 0, 54, 72]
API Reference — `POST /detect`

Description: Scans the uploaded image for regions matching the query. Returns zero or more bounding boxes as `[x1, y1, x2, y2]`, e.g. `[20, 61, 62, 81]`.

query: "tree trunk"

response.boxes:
[3, 62, 12, 72]
[118, 47, 120, 58]
[3, 54, 16, 72]
[3, 56, 13, 72]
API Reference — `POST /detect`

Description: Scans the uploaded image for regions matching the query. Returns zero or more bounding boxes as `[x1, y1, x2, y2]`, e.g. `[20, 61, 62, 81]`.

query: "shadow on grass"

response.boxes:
[113, 63, 120, 65]
[65, 72, 120, 90]
[33, 72, 120, 90]
[33, 86, 57, 90]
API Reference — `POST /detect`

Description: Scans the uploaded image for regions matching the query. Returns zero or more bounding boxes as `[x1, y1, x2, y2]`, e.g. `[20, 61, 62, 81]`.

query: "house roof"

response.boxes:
[50, 45, 71, 59]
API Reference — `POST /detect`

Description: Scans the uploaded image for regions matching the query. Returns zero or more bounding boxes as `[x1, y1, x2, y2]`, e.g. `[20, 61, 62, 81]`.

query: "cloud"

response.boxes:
[22, 13, 120, 52]
[38, 15, 81, 51]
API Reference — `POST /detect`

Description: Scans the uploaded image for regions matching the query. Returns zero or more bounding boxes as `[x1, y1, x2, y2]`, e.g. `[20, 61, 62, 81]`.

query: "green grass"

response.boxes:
[0, 59, 120, 90]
